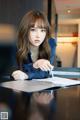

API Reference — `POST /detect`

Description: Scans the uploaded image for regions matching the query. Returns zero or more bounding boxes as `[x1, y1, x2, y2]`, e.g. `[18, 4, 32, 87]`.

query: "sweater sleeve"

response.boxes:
[49, 38, 57, 64]
[23, 63, 49, 80]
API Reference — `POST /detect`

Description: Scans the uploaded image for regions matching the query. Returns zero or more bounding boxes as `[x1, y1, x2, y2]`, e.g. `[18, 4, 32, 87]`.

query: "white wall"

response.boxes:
[77, 24, 80, 67]
[56, 37, 77, 67]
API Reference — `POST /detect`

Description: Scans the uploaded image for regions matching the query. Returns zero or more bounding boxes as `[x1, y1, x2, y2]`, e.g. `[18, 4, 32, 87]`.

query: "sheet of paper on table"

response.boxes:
[0, 77, 80, 92]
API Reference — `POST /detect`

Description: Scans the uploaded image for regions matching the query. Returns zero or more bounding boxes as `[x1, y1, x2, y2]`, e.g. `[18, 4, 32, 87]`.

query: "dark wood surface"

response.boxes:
[0, 82, 80, 120]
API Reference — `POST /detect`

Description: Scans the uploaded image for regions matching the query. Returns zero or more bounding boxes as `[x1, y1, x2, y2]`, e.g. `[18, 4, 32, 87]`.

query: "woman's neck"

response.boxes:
[30, 45, 39, 62]
[30, 45, 39, 52]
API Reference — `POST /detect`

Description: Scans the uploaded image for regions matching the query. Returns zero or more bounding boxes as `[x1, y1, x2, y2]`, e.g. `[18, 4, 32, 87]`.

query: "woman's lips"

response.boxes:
[35, 40, 40, 43]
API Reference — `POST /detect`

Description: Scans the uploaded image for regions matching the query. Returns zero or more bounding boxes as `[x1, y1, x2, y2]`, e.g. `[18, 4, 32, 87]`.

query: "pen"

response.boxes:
[49, 69, 54, 78]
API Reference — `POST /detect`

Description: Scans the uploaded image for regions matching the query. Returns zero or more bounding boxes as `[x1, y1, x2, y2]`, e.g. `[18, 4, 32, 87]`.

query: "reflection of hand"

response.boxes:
[12, 70, 28, 80]
[32, 92, 54, 105]
[33, 59, 54, 71]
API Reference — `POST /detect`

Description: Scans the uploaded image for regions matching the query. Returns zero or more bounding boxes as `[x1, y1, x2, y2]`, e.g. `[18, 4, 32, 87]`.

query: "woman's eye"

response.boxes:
[30, 28, 36, 31]
[41, 29, 46, 32]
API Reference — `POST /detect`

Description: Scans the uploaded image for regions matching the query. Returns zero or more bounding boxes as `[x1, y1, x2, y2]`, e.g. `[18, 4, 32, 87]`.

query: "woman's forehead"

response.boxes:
[32, 19, 46, 28]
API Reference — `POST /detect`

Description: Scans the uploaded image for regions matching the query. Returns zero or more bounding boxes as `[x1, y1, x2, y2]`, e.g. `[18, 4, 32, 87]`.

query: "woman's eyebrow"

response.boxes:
[31, 26, 46, 29]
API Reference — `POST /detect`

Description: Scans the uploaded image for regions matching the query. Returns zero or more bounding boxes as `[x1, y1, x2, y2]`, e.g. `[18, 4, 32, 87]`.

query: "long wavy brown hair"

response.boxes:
[17, 10, 51, 69]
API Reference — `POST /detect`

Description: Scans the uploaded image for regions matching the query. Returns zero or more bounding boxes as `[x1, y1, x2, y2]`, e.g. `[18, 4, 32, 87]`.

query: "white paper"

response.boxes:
[1, 77, 80, 92]
[33, 77, 80, 87]
[0, 80, 56, 92]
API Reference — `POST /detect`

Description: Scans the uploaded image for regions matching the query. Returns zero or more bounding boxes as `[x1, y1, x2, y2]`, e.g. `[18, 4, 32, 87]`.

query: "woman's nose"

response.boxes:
[36, 30, 40, 37]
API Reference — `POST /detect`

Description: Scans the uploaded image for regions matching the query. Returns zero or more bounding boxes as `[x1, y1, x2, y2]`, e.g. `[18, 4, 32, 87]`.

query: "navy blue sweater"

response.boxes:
[23, 38, 56, 80]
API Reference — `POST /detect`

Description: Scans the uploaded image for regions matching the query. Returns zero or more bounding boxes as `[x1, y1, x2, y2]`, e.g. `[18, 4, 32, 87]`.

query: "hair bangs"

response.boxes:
[35, 19, 48, 29]
[29, 18, 48, 30]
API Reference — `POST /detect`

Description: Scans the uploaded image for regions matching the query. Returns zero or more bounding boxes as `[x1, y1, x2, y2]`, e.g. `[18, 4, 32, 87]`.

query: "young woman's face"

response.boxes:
[29, 22, 46, 47]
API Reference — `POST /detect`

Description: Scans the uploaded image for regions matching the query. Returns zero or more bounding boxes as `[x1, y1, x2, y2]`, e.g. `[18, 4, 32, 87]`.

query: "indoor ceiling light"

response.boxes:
[67, 9, 71, 13]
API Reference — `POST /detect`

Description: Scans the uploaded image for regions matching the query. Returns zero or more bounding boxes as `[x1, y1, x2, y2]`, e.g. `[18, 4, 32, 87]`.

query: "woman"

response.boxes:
[12, 10, 56, 80]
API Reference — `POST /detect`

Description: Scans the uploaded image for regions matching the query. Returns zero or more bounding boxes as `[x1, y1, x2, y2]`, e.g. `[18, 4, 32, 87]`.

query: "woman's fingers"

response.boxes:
[33, 59, 54, 71]
[39, 64, 51, 71]
[39, 61, 54, 71]
[47, 62, 54, 70]
[12, 70, 28, 80]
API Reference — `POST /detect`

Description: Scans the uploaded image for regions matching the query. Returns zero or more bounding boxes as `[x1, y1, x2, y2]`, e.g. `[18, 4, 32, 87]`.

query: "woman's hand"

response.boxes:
[12, 70, 28, 80]
[33, 59, 54, 71]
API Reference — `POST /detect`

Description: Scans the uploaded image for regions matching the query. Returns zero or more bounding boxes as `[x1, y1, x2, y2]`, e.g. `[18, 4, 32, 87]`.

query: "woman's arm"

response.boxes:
[23, 38, 56, 80]
[49, 38, 57, 64]
[23, 61, 50, 80]
[12, 38, 56, 80]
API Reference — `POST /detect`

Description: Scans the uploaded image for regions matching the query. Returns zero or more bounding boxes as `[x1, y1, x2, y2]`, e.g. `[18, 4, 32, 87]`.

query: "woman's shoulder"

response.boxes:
[48, 38, 57, 47]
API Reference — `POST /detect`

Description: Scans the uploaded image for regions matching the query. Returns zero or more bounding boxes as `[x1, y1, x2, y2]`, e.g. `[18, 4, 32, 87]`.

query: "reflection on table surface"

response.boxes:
[0, 85, 80, 120]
